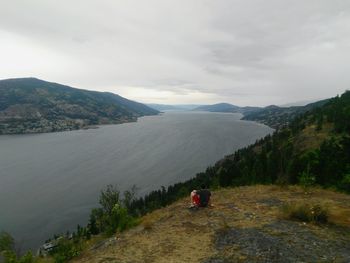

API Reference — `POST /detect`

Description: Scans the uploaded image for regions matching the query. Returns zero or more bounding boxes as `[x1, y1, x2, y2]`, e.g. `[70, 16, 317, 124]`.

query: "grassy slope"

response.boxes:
[72, 185, 350, 263]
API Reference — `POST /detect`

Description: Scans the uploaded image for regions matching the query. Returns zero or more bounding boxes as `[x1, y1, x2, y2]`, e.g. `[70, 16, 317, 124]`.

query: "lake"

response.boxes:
[0, 111, 273, 250]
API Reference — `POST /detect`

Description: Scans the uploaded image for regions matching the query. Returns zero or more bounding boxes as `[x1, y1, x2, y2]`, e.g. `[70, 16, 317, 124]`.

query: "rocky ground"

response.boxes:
[72, 185, 350, 263]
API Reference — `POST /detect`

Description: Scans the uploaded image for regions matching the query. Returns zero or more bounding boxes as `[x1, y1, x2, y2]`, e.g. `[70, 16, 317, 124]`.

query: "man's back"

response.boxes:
[198, 189, 211, 207]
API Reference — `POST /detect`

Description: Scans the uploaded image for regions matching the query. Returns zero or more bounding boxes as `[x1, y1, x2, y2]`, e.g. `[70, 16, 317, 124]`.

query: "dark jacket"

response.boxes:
[198, 189, 211, 207]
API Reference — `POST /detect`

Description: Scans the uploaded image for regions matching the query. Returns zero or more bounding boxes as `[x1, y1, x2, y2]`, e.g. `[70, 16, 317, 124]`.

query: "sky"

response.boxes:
[0, 0, 349, 106]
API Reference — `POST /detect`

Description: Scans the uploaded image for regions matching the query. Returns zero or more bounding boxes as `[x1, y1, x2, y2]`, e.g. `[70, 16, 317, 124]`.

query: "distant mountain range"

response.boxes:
[0, 78, 159, 134]
[192, 100, 330, 129]
[146, 104, 201, 111]
[147, 99, 331, 130]
[241, 100, 330, 129]
[192, 103, 261, 115]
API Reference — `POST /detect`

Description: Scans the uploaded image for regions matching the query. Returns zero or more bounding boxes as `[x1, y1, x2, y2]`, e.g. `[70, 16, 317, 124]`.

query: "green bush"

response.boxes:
[0, 231, 14, 252]
[49, 185, 138, 262]
[51, 239, 81, 263]
[99, 184, 120, 215]
[1, 250, 34, 263]
[105, 204, 136, 235]
[0, 232, 34, 263]
[340, 173, 350, 193]
[298, 169, 315, 189]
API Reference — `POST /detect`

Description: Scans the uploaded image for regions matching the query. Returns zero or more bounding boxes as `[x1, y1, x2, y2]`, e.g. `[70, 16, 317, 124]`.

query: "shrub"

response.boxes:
[1, 250, 34, 263]
[0, 231, 14, 252]
[51, 239, 81, 263]
[105, 204, 136, 235]
[99, 184, 120, 215]
[340, 173, 350, 193]
[298, 169, 315, 189]
[281, 202, 328, 224]
[0, 232, 34, 263]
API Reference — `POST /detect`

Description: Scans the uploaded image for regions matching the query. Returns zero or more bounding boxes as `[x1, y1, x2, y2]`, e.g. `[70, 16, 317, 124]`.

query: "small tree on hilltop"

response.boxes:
[123, 185, 138, 212]
[99, 184, 120, 215]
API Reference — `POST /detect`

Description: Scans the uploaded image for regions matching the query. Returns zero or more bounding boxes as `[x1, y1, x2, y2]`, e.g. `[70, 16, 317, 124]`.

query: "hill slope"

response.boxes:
[73, 185, 350, 263]
[242, 99, 330, 129]
[0, 78, 159, 134]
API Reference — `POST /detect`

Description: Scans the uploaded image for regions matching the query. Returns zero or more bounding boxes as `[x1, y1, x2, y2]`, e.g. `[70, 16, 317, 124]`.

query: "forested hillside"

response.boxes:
[0, 78, 159, 134]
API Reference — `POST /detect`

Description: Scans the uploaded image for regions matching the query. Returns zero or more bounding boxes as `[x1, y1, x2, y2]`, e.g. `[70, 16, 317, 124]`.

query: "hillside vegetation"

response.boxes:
[73, 185, 350, 263]
[0, 78, 158, 134]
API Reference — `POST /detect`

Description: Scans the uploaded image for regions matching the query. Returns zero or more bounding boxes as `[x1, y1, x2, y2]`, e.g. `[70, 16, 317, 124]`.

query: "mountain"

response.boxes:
[147, 104, 201, 111]
[242, 99, 330, 129]
[193, 103, 240, 112]
[0, 78, 159, 134]
[192, 103, 261, 114]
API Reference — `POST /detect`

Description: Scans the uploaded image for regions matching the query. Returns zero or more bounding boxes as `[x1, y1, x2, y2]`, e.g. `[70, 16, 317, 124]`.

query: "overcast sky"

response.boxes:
[0, 1, 349, 106]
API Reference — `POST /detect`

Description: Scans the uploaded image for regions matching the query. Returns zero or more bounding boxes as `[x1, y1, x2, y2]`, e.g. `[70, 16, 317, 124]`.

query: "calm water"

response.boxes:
[0, 112, 273, 250]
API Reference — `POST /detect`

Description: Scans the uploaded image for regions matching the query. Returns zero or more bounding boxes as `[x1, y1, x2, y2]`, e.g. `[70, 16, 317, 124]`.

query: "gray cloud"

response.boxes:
[0, 0, 349, 105]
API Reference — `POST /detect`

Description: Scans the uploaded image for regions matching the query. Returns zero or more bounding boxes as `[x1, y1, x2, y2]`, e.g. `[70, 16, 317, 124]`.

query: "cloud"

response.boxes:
[0, 0, 349, 105]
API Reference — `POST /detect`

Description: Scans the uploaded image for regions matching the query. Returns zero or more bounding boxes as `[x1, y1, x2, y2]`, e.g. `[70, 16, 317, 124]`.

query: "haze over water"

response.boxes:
[0, 112, 273, 250]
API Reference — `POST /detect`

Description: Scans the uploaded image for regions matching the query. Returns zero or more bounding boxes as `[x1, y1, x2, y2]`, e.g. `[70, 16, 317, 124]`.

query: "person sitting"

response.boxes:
[197, 184, 211, 207]
[189, 185, 211, 208]
[190, 189, 201, 207]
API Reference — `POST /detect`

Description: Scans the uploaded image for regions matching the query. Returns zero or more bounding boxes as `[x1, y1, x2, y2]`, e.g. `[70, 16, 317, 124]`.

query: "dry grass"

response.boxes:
[72, 185, 350, 263]
[294, 122, 333, 153]
[36, 257, 55, 263]
[141, 218, 154, 231]
[280, 202, 329, 224]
